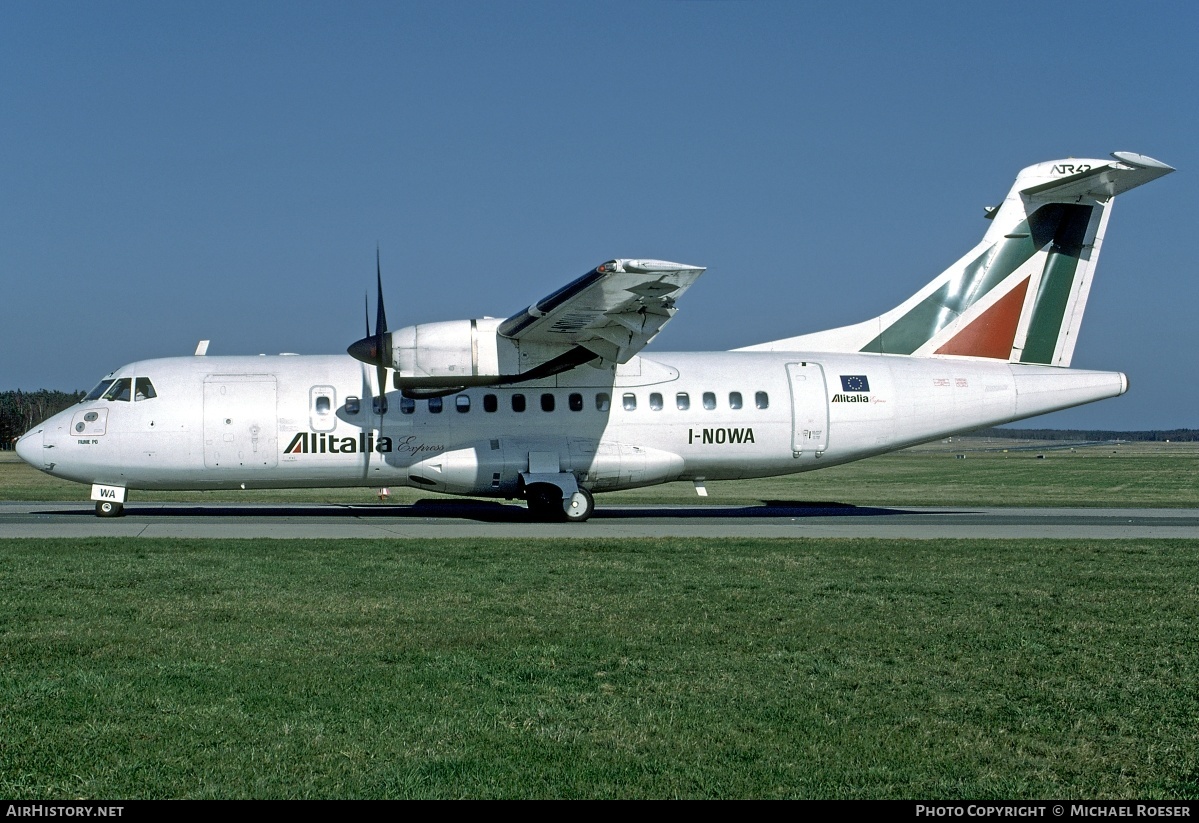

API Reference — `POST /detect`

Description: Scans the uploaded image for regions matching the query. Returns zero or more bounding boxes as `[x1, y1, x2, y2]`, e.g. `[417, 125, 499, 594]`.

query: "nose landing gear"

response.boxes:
[95, 500, 124, 518]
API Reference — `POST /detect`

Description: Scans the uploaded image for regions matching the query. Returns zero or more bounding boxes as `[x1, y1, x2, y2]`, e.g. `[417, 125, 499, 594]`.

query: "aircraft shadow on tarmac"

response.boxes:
[44, 499, 948, 523]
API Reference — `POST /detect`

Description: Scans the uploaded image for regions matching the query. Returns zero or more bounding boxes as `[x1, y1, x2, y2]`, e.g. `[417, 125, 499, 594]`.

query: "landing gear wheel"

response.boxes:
[525, 484, 563, 522]
[95, 500, 124, 518]
[563, 488, 594, 523]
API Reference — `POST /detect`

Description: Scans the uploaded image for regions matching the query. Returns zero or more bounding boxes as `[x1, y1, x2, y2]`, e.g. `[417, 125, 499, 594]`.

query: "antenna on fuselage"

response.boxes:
[194, 340, 210, 356]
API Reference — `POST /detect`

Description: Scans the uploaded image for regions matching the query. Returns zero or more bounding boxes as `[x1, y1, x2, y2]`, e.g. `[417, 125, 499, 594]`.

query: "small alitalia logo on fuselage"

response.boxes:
[833, 374, 872, 403]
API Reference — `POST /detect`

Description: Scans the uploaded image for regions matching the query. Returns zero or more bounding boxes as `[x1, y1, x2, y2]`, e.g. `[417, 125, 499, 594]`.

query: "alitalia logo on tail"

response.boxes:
[859, 202, 1097, 366]
[733, 153, 1172, 372]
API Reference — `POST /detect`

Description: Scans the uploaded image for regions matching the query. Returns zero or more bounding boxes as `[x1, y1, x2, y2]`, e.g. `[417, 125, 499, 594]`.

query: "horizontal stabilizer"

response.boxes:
[1020, 152, 1174, 201]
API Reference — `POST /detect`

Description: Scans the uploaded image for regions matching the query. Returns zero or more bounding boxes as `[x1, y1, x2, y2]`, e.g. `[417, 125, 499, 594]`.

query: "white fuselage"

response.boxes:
[18, 350, 1126, 497]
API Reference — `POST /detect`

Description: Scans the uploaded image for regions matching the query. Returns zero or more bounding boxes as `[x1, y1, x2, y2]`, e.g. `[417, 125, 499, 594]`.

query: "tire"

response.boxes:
[563, 488, 594, 523]
[95, 500, 124, 518]
[525, 484, 563, 521]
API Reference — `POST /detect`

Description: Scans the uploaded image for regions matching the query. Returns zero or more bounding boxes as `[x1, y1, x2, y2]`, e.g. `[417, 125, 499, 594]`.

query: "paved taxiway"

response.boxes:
[2, 501, 1199, 539]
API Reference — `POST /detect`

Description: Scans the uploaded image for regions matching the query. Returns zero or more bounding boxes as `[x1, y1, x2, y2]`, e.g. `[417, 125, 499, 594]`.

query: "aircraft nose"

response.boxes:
[14, 428, 44, 468]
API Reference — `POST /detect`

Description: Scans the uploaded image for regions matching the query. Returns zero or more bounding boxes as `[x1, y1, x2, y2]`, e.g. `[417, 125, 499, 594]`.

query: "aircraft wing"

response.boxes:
[496, 259, 705, 364]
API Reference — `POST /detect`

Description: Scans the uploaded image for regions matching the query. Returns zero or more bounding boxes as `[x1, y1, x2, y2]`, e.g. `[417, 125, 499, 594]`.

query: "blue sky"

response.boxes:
[2, 1, 1195, 430]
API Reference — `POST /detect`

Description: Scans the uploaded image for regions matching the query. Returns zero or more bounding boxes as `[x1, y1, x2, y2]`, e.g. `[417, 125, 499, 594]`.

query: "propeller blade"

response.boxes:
[347, 249, 392, 373]
[374, 248, 389, 406]
[376, 363, 388, 410]
[347, 250, 390, 433]
[375, 248, 387, 342]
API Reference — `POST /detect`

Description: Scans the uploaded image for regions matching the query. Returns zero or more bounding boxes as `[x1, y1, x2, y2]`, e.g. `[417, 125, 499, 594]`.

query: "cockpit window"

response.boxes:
[85, 377, 156, 403]
[101, 378, 133, 402]
[84, 379, 116, 402]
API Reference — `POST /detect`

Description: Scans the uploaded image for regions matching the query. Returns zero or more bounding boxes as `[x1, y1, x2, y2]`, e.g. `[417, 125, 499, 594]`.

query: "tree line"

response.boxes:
[0, 390, 85, 449]
[969, 426, 1199, 442]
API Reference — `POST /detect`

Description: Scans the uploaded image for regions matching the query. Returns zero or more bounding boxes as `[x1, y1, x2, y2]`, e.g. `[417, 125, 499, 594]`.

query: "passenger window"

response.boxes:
[102, 378, 133, 402]
[372, 396, 388, 415]
[596, 393, 611, 412]
[316, 395, 332, 414]
[484, 394, 498, 413]
[729, 391, 743, 410]
[456, 395, 470, 413]
[541, 393, 555, 412]
[703, 392, 716, 410]
[569, 393, 583, 412]
[512, 394, 526, 412]
[400, 396, 416, 414]
[676, 392, 690, 411]
[345, 396, 361, 415]
[428, 397, 443, 414]
[756, 391, 769, 409]
[623, 393, 637, 411]
[134, 378, 157, 401]
[649, 393, 663, 411]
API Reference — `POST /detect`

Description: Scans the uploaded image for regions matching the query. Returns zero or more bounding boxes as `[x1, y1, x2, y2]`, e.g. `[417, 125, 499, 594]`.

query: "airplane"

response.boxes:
[14, 151, 1174, 522]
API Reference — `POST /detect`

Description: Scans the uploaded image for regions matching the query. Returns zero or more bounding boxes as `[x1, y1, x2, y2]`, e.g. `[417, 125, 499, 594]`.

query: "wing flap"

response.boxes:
[498, 259, 705, 363]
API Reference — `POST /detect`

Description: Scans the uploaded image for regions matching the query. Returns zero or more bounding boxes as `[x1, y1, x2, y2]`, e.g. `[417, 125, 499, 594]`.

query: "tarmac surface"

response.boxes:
[3, 500, 1199, 539]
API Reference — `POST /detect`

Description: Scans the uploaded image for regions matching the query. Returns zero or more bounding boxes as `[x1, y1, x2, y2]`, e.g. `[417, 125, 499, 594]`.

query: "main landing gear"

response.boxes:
[524, 483, 595, 522]
[95, 500, 124, 518]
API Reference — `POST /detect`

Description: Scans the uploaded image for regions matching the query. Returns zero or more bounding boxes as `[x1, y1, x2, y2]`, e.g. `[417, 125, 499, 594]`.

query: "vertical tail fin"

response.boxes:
[741, 152, 1173, 365]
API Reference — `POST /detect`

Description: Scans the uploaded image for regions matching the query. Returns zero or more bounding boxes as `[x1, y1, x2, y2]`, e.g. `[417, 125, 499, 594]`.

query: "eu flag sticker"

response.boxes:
[840, 375, 870, 392]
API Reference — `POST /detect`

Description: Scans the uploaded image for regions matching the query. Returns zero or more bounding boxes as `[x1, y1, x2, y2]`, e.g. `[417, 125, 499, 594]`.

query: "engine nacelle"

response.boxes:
[390, 317, 514, 388]
[389, 317, 595, 391]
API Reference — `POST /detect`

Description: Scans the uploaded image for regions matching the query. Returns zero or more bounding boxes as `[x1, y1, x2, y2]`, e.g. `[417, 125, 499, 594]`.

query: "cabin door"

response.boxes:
[203, 375, 279, 469]
[786, 362, 829, 457]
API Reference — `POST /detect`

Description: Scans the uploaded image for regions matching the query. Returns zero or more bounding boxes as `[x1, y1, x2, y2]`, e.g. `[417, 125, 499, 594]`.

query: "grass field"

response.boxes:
[4, 438, 1199, 508]
[2, 441, 1198, 798]
[2, 536, 1197, 799]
